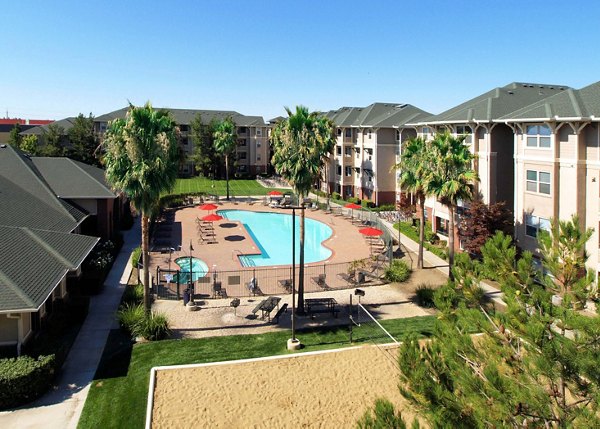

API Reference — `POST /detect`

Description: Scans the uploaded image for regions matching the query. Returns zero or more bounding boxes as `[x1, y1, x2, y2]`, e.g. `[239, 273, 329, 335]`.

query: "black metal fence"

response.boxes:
[155, 257, 389, 300]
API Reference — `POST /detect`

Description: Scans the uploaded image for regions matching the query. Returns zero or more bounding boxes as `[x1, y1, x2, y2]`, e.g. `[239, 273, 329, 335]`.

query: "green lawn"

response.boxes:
[170, 177, 289, 197]
[78, 316, 434, 429]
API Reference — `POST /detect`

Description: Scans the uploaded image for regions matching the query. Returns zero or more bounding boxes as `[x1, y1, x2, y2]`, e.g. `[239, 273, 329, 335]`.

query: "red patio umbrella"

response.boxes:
[344, 202, 362, 222]
[198, 203, 218, 211]
[359, 226, 384, 254]
[201, 213, 223, 222]
[268, 190, 283, 198]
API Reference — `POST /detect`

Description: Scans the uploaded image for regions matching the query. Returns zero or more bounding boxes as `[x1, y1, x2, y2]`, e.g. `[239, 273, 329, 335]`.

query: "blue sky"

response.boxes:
[2, 0, 599, 121]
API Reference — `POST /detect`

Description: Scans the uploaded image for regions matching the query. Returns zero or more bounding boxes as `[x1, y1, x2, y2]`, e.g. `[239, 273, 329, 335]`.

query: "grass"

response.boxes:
[170, 177, 288, 197]
[394, 221, 448, 261]
[78, 316, 435, 429]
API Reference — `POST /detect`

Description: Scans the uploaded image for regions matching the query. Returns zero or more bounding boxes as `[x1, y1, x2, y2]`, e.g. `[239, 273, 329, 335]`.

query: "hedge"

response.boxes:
[0, 354, 55, 409]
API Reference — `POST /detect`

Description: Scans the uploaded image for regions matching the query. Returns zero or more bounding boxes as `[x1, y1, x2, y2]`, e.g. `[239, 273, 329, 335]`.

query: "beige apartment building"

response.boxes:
[407, 82, 570, 242]
[323, 103, 430, 205]
[496, 81, 600, 272]
[94, 107, 270, 177]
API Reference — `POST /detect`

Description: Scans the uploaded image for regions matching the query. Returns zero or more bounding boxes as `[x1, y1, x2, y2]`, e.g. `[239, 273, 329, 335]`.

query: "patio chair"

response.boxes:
[311, 274, 330, 290]
[198, 235, 217, 245]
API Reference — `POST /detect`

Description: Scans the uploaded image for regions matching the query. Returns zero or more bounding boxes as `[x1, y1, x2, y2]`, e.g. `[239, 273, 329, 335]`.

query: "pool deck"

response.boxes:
[149, 200, 373, 278]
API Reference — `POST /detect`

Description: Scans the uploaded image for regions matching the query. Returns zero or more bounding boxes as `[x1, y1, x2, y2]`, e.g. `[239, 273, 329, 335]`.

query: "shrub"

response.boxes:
[117, 304, 170, 341]
[0, 355, 56, 409]
[331, 191, 341, 201]
[135, 312, 171, 341]
[414, 284, 436, 308]
[117, 303, 146, 335]
[371, 203, 394, 212]
[347, 197, 360, 204]
[122, 283, 144, 305]
[130, 246, 142, 268]
[384, 260, 412, 283]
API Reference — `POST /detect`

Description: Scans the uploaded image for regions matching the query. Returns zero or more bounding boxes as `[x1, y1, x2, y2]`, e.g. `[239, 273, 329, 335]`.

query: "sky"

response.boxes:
[2, 0, 600, 121]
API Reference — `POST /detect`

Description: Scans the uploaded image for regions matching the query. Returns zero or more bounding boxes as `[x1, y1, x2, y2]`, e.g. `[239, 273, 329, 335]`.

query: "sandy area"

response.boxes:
[151, 345, 417, 429]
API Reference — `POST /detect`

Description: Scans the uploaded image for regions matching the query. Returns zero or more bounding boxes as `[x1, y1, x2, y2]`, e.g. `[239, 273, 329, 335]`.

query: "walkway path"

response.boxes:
[0, 219, 140, 429]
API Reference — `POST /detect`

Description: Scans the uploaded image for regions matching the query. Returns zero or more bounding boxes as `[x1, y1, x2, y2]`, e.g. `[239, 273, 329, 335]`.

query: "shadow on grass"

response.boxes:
[93, 329, 134, 380]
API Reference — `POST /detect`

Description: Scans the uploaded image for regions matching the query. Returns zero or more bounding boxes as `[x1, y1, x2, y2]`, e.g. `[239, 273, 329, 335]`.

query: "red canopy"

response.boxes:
[344, 203, 362, 210]
[359, 227, 383, 237]
[198, 203, 218, 211]
[268, 190, 283, 196]
[201, 213, 223, 222]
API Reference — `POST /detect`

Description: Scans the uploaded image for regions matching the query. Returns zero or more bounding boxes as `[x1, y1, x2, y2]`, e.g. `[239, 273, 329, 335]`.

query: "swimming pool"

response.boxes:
[218, 210, 332, 267]
[174, 257, 208, 283]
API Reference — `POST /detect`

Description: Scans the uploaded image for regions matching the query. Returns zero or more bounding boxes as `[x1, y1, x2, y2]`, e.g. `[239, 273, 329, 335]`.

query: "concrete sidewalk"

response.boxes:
[0, 219, 140, 429]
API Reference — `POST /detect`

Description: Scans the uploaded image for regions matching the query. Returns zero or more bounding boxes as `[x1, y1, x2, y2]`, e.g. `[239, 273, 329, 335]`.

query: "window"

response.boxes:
[336, 165, 342, 176]
[336, 146, 342, 156]
[344, 146, 352, 156]
[238, 152, 247, 160]
[456, 125, 472, 135]
[256, 154, 261, 161]
[237, 139, 247, 146]
[179, 125, 189, 132]
[526, 170, 551, 194]
[337, 128, 342, 137]
[239, 127, 247, 134]
[256, 141, 261, 147]
[422, 127, 430, 138]
[526, 125, 551, 148]
[395, 129, 401, 141]
[238, 165, 247, 172]
[525, 214, 551, 237]
[256, 128, 262, 137]
[345, 166, 352, 177]
[368, 129, 372, 139]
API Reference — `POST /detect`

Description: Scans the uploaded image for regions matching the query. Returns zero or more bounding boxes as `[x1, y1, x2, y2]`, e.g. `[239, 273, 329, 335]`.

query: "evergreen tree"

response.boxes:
[7, 123, 22, 148]
[67, 113, 99, 165]
[40, 123, 65, 156]
[395, 217, 600, 428]
[189, 114, 219, 176]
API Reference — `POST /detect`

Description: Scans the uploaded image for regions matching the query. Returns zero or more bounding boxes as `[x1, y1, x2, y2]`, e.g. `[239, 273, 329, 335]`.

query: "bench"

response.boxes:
[272, 303, 288, 323]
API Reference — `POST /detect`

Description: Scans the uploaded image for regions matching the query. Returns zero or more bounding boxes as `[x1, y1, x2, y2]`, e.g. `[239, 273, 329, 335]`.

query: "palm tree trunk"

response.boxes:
[141, 213, 151, 311]
[225, 155, 230, 200]
[297, 207, 306, 315]
[448, 204, 455, 281]
[417, 194, 425, 269]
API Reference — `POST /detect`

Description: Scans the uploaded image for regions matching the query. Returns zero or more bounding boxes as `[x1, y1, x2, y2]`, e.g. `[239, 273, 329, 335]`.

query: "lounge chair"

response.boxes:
[198, 235, 217, 245]
[278, 279, 292, 293]
[311, 274, 330, 290]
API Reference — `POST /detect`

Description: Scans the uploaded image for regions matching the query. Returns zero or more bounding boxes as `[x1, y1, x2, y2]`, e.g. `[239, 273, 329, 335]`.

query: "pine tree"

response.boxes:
[395, 216, 600, 428]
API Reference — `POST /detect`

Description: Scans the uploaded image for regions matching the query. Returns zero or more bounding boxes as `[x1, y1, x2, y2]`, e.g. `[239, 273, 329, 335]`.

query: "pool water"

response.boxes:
[218, 210, 332, 267]
[174, 257, 208, 284]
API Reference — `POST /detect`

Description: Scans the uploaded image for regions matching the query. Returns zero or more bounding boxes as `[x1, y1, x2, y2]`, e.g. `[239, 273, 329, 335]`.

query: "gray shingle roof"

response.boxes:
[497, 81, 600, 121]
[0, 226, 98, 312]
[412, 82, 571, 125]
[20, 117, 76, 136]
[95, 107, 266, 127]
[31, 157, 115, 199]
[325, 103, 431, 128]
[0, 145, 85, 232]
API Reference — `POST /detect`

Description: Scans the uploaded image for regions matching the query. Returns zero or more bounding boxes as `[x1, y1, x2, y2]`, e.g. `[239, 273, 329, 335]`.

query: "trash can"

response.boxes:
[358, 272, 365, 284]
[183, 289, 190, 305]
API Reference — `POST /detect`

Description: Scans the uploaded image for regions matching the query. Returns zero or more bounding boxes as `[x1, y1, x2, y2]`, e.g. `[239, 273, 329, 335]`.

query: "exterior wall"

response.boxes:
[490, 124, 515, 206]
[96, 198, 115, 240]
[236, 126, 269, 176]
[0, 315, 18, 344]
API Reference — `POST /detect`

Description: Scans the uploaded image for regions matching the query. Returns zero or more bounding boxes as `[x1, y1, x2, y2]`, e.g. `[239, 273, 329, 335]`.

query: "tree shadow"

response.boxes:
[224, 235, 245, 242]
[93, 329, 134, 380]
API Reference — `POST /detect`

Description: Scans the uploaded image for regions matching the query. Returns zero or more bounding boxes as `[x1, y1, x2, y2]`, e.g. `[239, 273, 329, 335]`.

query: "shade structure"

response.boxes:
[198, 203, 218, 211]
[359, 227, 384, 255]
[344, 202, 362, 222]
[268, 190, 283, 196]
[201, 213, 223, 222]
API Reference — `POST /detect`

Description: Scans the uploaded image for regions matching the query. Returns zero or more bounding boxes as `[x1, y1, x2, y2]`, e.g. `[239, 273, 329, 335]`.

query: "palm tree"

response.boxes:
[271, 106, 335, 313]
[103, 103, 180, 310]
[427, 131, 478, 280]
[392, 136, 430, 269]
[213, 118, 237, 200]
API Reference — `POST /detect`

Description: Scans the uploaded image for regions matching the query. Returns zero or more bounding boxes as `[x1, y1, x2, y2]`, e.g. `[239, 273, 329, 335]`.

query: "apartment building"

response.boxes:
[0, 118, 53, 144]
[407, 82, 570, 242]
[323, 103, 430, 205]
[94, 107, 269, 177]
[496, 81, 600, 271]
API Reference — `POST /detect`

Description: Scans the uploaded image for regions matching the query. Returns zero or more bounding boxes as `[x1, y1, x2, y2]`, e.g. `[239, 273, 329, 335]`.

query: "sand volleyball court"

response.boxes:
[147, 345, 417, 428]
